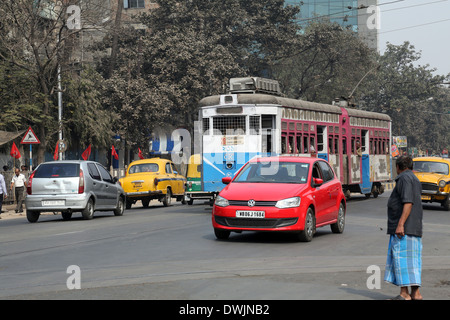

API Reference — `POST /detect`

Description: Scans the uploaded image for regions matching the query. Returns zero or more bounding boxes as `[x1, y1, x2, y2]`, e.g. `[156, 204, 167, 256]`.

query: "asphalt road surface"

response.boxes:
[0, 191, 449, 302]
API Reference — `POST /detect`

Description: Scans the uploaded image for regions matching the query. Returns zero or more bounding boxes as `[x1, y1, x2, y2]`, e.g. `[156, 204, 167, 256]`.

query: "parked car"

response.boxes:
[119, 158, 186, 208]
[212, 156, 346, 242]
[413, 157, 450, 210]
[25, 160, 126, 223]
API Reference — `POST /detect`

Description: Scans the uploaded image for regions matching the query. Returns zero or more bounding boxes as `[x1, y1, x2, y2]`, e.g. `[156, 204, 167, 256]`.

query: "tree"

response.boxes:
[0, 0, 111, 163]
[359, 42, 448, 153]
[96, 0, 301, 159]
[272, 19, 376, 104]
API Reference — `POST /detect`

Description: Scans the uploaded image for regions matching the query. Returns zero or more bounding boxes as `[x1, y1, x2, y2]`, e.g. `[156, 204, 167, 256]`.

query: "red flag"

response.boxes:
[82, 144, 91, 160]
[138, 148, 144, 159]
[10, 142, 21, 159]
[111, 145, 119, 160]
[53, 141, 59, 161]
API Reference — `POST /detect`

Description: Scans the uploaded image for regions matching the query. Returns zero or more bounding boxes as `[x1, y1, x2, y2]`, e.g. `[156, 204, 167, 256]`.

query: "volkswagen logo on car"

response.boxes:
[248, 199, 256, 207]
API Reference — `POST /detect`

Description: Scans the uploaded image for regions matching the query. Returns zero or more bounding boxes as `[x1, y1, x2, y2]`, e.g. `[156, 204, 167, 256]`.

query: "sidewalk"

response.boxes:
[0, 202, 26, 219]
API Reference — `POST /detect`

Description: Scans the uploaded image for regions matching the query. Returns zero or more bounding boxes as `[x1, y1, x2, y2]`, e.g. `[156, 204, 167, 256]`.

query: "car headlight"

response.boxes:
[275, 197, 301, 209]
[215, 195, 229, 207]
[439, 180, 446, 188]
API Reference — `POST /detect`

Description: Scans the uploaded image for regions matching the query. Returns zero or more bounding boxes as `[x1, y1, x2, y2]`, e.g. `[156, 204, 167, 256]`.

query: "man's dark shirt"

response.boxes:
[387, 169, 423, 237]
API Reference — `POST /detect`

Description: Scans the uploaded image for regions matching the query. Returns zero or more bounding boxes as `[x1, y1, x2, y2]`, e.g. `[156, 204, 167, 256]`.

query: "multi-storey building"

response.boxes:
[286, 0, 379, 51]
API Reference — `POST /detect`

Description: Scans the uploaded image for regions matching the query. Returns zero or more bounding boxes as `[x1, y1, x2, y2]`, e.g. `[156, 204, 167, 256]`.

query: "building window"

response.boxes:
[124, 0, 145, 9]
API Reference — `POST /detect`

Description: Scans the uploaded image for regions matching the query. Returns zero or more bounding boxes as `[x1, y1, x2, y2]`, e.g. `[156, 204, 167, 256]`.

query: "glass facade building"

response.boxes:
[286, 0, 378, 50]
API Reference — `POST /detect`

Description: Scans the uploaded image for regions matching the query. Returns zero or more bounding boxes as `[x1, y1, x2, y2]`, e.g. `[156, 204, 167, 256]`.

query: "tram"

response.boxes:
[193, 77, 392, 201]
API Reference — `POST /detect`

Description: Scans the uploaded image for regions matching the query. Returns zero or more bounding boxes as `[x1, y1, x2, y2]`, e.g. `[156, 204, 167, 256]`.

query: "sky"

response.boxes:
[378, 0, 450, 77]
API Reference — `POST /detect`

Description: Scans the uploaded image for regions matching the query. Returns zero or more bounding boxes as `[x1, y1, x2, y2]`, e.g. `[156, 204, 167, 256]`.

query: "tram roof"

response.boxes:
[199, 94, 391, 121]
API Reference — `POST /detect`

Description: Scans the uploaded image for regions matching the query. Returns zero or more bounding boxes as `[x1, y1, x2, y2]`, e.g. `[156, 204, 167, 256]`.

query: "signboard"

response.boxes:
[21, 127, 41, 144]
[393, 136, 407, 148]
[391, 144, 400, 157]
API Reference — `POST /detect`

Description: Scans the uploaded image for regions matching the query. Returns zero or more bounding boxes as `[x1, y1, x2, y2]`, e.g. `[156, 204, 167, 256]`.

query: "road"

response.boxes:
[0, 191, 449, 302]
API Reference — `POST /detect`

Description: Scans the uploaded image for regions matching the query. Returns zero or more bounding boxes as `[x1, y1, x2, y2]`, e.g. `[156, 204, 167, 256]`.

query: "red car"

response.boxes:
[212, 156, 346, 242]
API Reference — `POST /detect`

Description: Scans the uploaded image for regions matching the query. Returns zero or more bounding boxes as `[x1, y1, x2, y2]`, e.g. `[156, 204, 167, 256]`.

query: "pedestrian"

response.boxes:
[384, 155, 423, 300]
[10, 168, 27, 214]
[0, 172, 8, 219]
[309, 145, 316, 158]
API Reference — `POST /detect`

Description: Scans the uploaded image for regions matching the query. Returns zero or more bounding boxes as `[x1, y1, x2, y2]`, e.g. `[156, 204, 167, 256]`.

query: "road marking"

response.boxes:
[52, 231, 85, 236]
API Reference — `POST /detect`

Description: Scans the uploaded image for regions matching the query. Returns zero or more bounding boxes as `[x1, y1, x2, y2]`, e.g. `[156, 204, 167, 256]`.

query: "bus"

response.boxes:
[198, 77, 392, 200]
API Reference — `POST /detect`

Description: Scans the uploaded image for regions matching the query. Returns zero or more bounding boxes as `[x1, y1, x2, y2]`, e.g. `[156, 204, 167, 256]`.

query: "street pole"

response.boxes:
[58, 62, 63, 160]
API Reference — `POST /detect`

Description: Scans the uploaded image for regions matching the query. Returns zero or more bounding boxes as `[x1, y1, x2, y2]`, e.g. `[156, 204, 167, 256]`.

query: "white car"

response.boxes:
[25, 160, 125, 222]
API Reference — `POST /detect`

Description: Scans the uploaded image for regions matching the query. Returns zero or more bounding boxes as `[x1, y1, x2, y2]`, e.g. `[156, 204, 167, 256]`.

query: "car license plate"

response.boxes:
[236, 210, 265, 218]
[133, 182, 142, 188]
[42, 200, 65, 206]
[421, 195, 431, 201]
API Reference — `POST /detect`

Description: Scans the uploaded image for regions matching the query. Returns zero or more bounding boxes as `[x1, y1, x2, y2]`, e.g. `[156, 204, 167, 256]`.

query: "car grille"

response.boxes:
[228, 200, 277, 207]
[421, 183, 439, 192]
[214, 216, 298, 229]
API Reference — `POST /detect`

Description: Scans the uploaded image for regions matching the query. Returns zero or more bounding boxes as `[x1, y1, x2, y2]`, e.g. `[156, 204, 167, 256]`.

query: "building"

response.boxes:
[286, 0, 379, 51]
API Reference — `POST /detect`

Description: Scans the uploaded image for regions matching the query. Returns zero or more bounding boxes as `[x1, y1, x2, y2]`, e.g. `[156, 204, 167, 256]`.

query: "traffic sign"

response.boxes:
[21, 127, 41, 144]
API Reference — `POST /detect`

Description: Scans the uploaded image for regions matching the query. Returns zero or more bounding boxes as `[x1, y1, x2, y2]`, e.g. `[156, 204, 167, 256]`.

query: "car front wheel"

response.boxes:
[297, 207, 315, 242]
[114, 197, 125, 216]
[331, 203, 345, 234]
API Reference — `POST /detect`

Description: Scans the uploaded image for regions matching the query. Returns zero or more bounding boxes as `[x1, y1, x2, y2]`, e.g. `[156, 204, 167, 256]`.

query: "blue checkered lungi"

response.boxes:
[384, 235, 422, 287]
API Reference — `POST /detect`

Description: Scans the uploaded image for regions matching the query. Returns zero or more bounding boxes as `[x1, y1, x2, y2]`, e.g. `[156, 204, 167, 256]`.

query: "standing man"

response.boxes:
[384, 155, 423, 300]
[0, 172, 7, 219]
[10, 168, 27, 213]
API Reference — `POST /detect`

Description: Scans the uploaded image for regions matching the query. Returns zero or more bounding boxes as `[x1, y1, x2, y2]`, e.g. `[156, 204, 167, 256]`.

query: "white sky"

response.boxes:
[378, 0, 450, 76]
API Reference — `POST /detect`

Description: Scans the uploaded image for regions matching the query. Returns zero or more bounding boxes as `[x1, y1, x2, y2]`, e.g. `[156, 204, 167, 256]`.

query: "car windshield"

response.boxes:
[233, 161, 310, 184]
[413, 161, 449, 175]
[129, 163, 159, 174]
[34, 163, 79, 178]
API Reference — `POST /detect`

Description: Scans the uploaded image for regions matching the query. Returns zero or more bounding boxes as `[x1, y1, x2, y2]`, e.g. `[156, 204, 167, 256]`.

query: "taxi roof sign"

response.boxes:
[21, 127, 41, 144]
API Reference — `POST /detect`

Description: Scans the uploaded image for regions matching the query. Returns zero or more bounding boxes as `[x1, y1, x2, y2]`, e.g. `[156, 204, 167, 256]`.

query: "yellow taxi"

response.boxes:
[119, 158, 186, 208]
[413, 157, 450, 210]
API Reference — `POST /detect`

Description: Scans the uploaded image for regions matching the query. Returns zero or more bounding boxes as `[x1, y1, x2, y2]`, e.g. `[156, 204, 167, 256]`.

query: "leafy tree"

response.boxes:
[272, 19, 376, 103]
[359, 42, 448, 153]
[0, 0, 111, 163]
[96, 0, 301, 160]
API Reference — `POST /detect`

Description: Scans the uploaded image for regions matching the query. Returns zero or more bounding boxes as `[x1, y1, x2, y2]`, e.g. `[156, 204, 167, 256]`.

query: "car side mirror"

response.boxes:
[222, 177, 232, 185]
[313, 178, 323, 187]
[113, 177, 118, 184]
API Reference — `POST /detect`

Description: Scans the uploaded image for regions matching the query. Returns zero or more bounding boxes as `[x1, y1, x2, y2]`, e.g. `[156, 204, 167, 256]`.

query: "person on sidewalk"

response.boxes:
[0, 172, 7, 219]
[10, 168, 27, 214]
[384, 155, 423, 300]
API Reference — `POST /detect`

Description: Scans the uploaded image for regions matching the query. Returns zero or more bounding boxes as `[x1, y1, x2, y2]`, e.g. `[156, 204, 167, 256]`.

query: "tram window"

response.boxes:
[203, 118, 210, 135]
[329, 137, 333, 153]
[296, 134, 302, 154]
[288, 135, 294, 153]
[249, 116, 260, 135]
[303, 135, 309, 153]
[213, 116, 246, 135]
[262, 115, 274, 129]
[334, 137, 339, 154]
[310, 136, 315, 152]
[281, 136, 287, 154]
[342, 137, 347, 154]
[317, 126, 325, 152]
[351, 138, 355, 154]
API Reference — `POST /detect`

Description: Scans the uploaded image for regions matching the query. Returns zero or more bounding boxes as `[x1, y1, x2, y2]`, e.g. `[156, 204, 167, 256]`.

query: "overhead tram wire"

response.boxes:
[292, 0, 406, 24]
